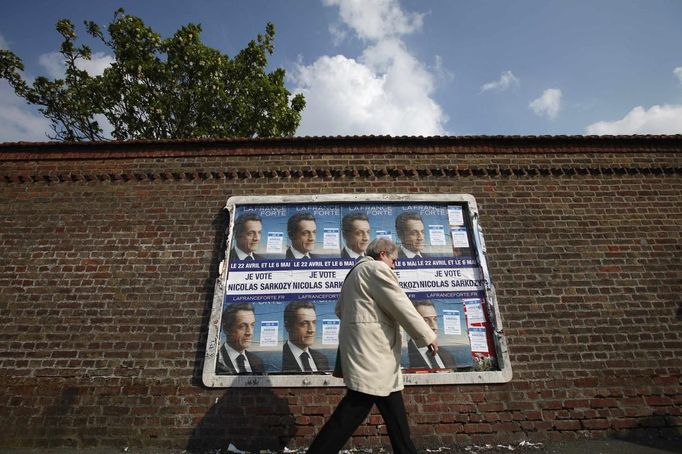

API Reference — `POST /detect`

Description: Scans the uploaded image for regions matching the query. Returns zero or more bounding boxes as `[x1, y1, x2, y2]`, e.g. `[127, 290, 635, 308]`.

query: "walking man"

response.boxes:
[307, 238, 438, 454]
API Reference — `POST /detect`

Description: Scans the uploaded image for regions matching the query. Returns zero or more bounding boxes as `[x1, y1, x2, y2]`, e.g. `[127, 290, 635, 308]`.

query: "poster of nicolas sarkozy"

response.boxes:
[205, 195, 508, 387]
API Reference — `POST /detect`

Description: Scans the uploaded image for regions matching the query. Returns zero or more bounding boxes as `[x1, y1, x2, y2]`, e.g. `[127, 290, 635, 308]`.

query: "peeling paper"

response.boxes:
[227, 443, 246, 453]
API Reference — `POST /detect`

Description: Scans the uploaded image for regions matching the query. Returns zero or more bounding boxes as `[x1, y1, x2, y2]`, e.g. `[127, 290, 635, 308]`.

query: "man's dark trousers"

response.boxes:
[307, 389, 418, 454]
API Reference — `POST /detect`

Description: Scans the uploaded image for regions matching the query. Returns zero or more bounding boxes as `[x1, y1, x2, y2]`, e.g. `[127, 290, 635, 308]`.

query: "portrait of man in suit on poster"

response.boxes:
[285, 212, 319, 259]
[395, 211, 429, 258]
[216, 303, 264, 374]
[281, 300, 329, 373]
[407, 300, 457, 370]
[340, 212, 371, 259]
[229, 212, 264, 261]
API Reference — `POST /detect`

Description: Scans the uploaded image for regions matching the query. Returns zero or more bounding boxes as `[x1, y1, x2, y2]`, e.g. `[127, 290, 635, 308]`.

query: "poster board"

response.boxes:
[202, 194, 511, 387]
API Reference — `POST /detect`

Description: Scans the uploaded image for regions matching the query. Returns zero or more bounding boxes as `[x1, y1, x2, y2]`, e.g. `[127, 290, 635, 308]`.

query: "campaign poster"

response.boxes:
[213, 201, 495, 376]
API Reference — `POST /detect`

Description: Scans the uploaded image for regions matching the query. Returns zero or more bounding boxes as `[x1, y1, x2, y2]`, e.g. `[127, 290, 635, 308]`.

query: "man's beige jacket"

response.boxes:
[335, 256, 436, 396]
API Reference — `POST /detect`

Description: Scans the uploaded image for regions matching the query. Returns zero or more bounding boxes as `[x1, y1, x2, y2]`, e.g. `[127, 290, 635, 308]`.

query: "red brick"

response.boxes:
[1, 136, 681, 450]
[612, 419, 639, 430]
[581, 419, 611, 430]
[554, 420, 581, 431]
[645, 396, 674, 406]
[463, 423, 494, 434]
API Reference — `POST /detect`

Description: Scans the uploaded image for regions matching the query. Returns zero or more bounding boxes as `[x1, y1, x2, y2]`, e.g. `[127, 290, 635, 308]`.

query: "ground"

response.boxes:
[2, 437, 682, 454]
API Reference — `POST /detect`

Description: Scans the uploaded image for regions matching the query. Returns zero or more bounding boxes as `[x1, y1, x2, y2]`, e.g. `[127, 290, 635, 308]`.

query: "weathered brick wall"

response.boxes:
[1, 136, 680, 451]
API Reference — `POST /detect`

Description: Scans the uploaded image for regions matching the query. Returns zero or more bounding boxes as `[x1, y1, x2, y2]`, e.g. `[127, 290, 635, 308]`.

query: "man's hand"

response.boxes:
[427, 340, 439, 355]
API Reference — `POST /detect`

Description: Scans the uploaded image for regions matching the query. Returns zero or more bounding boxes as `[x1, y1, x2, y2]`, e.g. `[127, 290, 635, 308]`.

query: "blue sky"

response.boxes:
[1, 0, 682, 141]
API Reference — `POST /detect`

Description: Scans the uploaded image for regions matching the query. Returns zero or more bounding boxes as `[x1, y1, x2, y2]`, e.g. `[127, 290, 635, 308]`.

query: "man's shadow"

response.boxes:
[185, 376, 296, 453]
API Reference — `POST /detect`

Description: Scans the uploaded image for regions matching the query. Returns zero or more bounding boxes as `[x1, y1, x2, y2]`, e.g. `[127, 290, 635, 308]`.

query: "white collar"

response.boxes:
[400, 245, 422, 258]
[417, 344, 444, 369]
[225, 343, 251, 372]
[234, 246, 254, 260]
[287, 341, 317, 371]
[344, 247, 363, 259]
[287, 340, 309, 357]
[290, 247, 310, 259]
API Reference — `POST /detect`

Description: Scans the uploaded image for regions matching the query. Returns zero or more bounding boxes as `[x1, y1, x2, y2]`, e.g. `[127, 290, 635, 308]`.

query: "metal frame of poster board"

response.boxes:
[202, 194, 512, 387]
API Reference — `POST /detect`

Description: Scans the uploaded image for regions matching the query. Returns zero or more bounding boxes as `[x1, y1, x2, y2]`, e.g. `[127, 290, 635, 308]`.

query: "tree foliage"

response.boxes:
[0, 9, 305, 141]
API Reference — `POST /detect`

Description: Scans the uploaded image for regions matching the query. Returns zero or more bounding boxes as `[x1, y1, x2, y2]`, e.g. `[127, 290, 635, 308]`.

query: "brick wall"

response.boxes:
[1, 136, 680, 451]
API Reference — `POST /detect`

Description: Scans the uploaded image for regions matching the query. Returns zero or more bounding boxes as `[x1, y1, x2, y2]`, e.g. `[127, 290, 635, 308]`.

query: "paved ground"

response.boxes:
[2, 438, 682, 454]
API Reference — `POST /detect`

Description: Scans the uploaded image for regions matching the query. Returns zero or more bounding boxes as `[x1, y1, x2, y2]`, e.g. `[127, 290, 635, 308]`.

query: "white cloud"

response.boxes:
[0, 81, 51, 142]
[480, 70, 519, 93]
[585, 104, 682, 135]
[292, 0, 447, 136]
[674, 66, 682, 85]
[584, 66, 682, 135]
[294, 55, 385, 135]
[529, 88, 562, 119]
[328, 23, 348, 46]
[39, 51, 114, 78]
[433, 55, 454, 82]
[294, 44, 446, 136]
[323, 0, 423, 41]
[38, 52, 66, 79]
[77, 52, 115, 76]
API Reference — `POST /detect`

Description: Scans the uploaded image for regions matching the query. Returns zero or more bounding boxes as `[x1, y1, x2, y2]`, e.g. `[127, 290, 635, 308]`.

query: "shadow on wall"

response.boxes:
[41, 386, 81, 446]
[185, 377, 296, 453]
[191, 208, 229, 387]
[613, 418, 682, 453]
